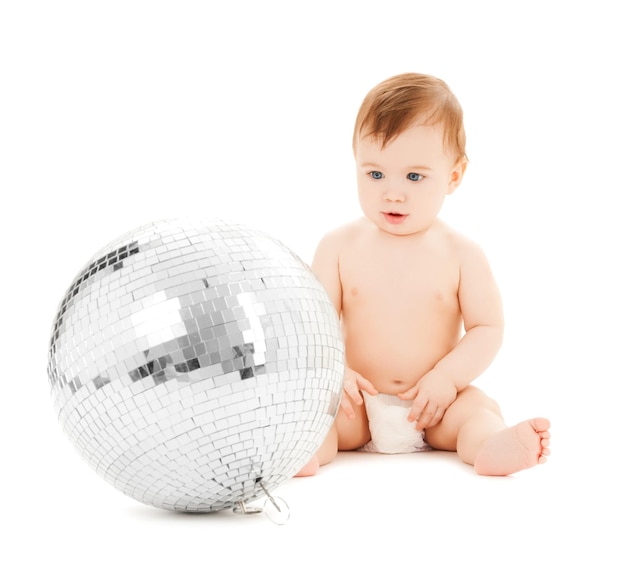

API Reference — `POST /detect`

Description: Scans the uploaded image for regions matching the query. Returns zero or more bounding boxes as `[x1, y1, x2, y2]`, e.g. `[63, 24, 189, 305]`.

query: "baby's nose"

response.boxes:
[383, 188, 405, 201]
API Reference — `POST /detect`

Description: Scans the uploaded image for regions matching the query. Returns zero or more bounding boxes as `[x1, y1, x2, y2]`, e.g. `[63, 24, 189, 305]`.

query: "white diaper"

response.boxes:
[360, 393, 430, 454]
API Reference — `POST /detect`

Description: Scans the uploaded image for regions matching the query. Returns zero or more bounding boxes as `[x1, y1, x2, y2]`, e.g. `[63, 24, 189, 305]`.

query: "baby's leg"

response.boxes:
[295, 394, 370, 477]
[295, 426, 337, 476]
[425, 386, 550, 476]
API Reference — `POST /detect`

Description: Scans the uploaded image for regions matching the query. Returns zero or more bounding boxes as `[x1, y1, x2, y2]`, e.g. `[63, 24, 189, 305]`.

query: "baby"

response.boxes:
[299, 73, 550, 476]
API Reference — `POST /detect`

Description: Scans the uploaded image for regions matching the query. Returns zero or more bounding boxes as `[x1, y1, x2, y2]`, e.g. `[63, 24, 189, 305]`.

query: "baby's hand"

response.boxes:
[398, 371, 457, 431]
[341, 367, 378, 419]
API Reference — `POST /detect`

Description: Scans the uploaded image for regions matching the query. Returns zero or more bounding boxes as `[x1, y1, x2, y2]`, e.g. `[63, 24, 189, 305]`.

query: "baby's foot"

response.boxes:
[294, 456, 320, 477]
[474, 418, 551, 476]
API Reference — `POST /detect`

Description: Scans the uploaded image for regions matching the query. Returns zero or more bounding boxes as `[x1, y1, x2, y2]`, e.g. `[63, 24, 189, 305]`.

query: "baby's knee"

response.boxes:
[458, 385, 503, 417]
[335, 403, 370, 451]
[315, 425, 339, 467]
[337, 431, 370, 451]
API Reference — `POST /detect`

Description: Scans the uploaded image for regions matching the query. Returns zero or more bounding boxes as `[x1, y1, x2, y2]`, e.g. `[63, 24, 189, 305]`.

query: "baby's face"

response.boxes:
[355, 124, 465, 236]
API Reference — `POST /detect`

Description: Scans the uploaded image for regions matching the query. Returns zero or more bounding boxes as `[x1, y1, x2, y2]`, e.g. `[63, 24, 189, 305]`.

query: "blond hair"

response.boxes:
[353, 73, 467, 162]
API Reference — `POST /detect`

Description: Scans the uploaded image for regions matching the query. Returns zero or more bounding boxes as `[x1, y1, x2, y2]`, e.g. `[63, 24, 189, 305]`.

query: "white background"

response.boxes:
[1, 1, 624, 573]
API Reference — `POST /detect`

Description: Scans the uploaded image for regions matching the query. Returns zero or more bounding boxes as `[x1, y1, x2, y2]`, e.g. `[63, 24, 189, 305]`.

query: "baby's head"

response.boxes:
[353, 73, 466, 163]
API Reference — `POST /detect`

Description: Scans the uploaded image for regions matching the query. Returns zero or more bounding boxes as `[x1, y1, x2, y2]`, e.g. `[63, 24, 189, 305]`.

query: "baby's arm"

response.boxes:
[401, 239, 504, 429]
[311, 229, 378, 419]
[435, 238, 504, 388]
[310, 229, 343, 316]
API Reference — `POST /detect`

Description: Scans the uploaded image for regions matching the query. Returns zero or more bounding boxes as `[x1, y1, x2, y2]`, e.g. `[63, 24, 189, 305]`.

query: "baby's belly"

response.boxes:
[344, 318, 460, 395]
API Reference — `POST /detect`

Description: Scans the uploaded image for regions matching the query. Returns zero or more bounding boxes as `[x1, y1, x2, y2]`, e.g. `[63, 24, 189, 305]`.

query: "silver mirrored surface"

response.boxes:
[48, 218, 344, 512]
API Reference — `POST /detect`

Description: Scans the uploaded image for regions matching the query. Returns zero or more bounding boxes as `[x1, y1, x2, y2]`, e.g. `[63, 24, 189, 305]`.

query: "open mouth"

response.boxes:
[383, 212, 407, 224]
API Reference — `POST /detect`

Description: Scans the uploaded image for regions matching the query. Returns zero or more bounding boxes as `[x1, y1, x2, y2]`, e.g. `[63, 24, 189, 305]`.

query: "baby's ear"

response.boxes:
[447, 158, 468, 194]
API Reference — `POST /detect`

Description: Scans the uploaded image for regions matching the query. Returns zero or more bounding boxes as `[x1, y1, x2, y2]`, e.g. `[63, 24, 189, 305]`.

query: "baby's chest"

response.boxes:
[340, 251, 459, 310]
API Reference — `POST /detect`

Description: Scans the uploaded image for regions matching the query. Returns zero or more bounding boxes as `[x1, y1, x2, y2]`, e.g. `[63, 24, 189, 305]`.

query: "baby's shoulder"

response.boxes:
[436, 222, 487, 260]
[312, 219, 367, 271]
[317, 218, 367, 247]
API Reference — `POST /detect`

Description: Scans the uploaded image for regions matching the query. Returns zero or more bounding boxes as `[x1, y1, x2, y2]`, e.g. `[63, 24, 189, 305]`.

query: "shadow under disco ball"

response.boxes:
[47, 218, 344, 513]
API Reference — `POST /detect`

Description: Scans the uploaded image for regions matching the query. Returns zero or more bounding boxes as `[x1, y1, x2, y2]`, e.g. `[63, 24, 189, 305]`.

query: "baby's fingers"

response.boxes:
[411, 402, 444, 431]
[407, 395, 428, 423]
[354, 373, 377, 396]
[340, 392, 356, 419]
[343, 379, 364, 405]
[418, 408, 444, 430]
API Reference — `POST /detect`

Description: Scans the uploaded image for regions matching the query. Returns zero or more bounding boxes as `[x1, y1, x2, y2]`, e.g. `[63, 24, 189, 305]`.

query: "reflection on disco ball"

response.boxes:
[47, 218, 344, 512]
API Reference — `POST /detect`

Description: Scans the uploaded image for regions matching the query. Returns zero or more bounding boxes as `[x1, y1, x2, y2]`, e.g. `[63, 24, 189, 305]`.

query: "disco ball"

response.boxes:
[47, 218, 344, 512]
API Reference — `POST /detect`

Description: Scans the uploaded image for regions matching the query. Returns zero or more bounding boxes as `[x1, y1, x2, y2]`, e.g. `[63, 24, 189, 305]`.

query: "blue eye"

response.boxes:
[407, 172, 423, 182]
[369, 171, 384, 180]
